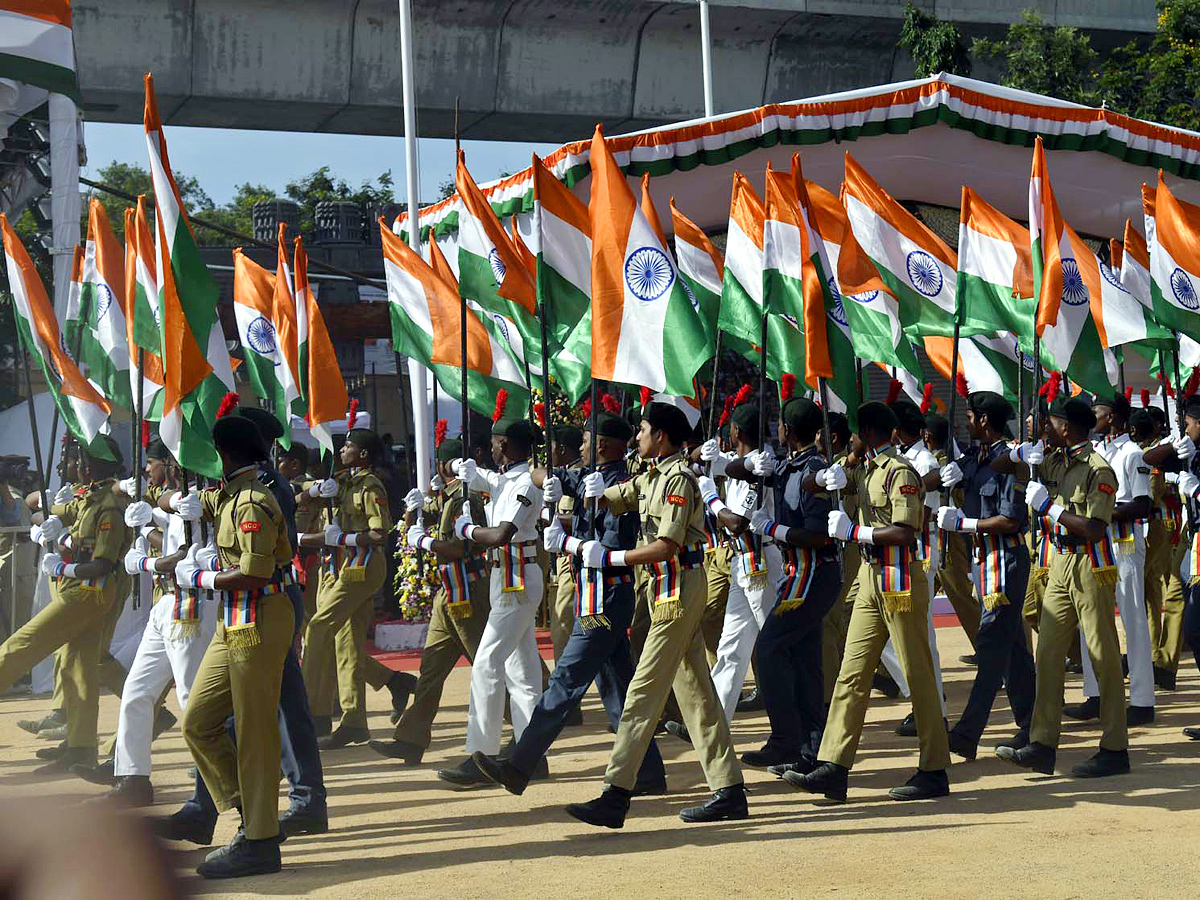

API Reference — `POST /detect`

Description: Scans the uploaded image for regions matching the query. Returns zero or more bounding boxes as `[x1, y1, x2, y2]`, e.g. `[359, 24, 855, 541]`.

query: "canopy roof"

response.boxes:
[399, 73, 1200, 248]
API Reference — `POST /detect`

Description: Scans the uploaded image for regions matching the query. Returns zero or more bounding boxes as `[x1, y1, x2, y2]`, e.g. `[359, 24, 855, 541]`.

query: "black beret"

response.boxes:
[1048, 395, 1096, 433]
[624, 404, 643, 431]
[890, 399, 925, 434]
[213, 415, 269, 459]
[827, 412, 851, 445]
[468, 416, 493, 447]
[492, 417, 542, 446]
[856, 401, 899, 435]
[730, 402, 760, 437]
[643, 402, 691, 444]
[1146, 404, 1168, 426]
[238, 406, 285, 443]
[967, 391, 1013, 428]
[1184, 396, 1200, 421]
[279, 443, 309, 466]
[1128, 408, 1155, 435]
[1091, 392, 1131, 420]
[782, 397, 822, 437]
[145, 438, 171, 462]
[593, 412, 633, 441]
[436, 437, 463, 462]
[346, 428, 384, 461]
[83, 435, 123, 469]
[553, 425, 583, 451]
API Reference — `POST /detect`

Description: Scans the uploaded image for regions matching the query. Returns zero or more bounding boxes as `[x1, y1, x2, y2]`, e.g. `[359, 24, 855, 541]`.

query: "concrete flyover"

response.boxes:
[73, 0, 1156, 142]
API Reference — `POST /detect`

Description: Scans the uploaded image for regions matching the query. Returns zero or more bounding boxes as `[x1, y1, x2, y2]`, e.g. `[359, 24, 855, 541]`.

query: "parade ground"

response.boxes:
[1, 622, 1197, 900]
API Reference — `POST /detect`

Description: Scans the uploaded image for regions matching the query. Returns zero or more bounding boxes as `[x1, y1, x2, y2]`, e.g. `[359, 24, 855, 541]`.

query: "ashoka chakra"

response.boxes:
[906, 250, 943, 298]
[247, 316, 278, 356]
[1171, 267, 1199, 310]
[1060, 258, 1088, 306]
[624, 247, 674, 301]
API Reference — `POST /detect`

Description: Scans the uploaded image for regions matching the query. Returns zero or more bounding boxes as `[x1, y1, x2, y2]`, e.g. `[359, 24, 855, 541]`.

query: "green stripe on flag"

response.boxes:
[0, 52, 80, 101]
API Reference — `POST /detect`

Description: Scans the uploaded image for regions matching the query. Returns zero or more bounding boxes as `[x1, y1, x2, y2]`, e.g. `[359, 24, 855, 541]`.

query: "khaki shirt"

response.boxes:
[294, 480, 322, 535]
[851, 446, 923, 531]
[1040, 442, 1118, 526]
[54, 478, 129, 565]
[606, 452, 706, 548]
[335, 468, 391, 533]
[200, 465, 291, 579]
[834, 448, 860, 519]
[435, 479, 487, 559]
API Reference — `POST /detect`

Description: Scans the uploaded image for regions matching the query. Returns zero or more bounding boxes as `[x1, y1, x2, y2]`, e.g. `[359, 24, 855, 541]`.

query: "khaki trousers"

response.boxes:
[550, 555, 575, 661]
[702, 546, 732, 665]
[1029, 553, 1127, 751]
[1148, 530, 1186, 672]
[606, 567, 741, 791]
[819, 557, 950, 772]
[822, 545, 860, 705]
[0, 536, 36, 641]
[629, 574, 683, 723]
[393, 583, 490, 748]
[183, 592, 294, 840]
[938, 532, 980, 648]
[302, 555, 385, 729]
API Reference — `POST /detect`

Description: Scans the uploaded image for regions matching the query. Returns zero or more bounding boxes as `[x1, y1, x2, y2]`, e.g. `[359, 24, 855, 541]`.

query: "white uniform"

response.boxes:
[880, 440, 947, 716]
[1082, 432, 1154, 709]
[114, 512, 218, 778]
[710, 468, 782, 722]
[463, 462, 544, 756]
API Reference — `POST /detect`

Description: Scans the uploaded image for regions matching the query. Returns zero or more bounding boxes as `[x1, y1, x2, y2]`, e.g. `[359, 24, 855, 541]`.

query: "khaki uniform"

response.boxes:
[602, 452, 741, 792]
[1144, 449, 1186, 672]
[0, 485, 35, 640]
[822, 449, 860, 704]
[933, 449, 980, 648]
[702, 544, 732, 665]
[1028, 444, 1127, 752]
[392, 480, 490, 748]
[0, 479, 128, 748]
[819, 447, 951, 772]
[550, 459, 584, 660]
[182, 465, 294, 841]
[302, 468, 392, 730]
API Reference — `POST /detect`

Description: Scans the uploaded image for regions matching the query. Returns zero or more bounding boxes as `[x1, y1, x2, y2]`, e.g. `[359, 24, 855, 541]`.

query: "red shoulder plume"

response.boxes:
[1186, 366, 1200, 398]
[780, 373, 796, 402]
[346, 397, 360, 430]
[1167, 382, 1177, 398]
[534, 402, 546, 428]
[1141, 388, 1151, 408]
[955, 371, 969, 399]
[580, 397, 592, 419]
[1037, 371, 1062, 403]
[216, 391, 239, 419]
[1124, 386, 1133, 403]
[639, 386, 652, 408]
[601, 393, 621, 414]
[732, 383, 754, 407]
[492, 389, 509, 423]
[919, 382, 934, 414]
[141, 421, 151, 449]
[885, 378, 902, 405]
[434, 418, 448, 448]
[717, 396, 734, 431]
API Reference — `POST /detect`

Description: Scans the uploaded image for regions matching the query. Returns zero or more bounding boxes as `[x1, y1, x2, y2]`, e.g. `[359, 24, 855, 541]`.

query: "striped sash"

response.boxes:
[975, 533, 1008, 610]
[775, 545, 816, 613]
[495, 541, 537, 593]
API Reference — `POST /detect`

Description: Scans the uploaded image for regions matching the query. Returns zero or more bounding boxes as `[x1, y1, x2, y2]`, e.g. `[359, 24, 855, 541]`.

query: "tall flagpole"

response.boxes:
[133, 347, 145, 609]
[456, 97, 470, 460]
[398, 0, 430, 491]
[699, 0, 714, 118]
[20, 349, 49, 517]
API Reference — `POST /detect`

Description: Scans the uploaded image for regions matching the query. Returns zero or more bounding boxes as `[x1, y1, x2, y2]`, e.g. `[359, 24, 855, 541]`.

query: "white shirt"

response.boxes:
[472, 462, 542, 542]
[1096, 432, 1150, 506]
[902, 439, 940, 511]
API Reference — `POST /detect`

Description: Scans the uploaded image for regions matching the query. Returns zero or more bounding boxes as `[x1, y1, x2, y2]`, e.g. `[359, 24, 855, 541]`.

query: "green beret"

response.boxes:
[1092, 392, 1131, 421]
[346, 427, 384, 462]
[213, 415, 268, 460]
[1048, 395, 1096, 433]
[493, 417, 542, 446]
[84, 434, 123, 469]
[967, 391, 1013, 428]
[437, 437, 463, 462]
[553, 425, 583, 451]
[239, 406, 284, 443]
[593, 412, 633, 441]
[856, 401, 899, 435]
[890, 399, 925, 434]
[730, 403, 760, 437]
[782, 397, 822, 437]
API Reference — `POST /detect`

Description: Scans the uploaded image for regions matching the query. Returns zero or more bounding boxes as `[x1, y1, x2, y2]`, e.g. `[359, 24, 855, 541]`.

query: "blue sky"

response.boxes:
[82, 122, 559, 206]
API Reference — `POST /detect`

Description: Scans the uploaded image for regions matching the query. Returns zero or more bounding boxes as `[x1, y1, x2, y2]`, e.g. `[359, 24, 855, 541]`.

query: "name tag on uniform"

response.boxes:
[516, 495, 531, 507]
[99, 521, 113, 531]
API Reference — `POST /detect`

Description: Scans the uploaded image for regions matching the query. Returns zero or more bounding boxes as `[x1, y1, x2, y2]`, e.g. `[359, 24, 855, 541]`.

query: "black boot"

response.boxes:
[783, 761, 848, 801]
[995, 728, 1030, 752]
[318, 723, 370, 750]
[151, 707, 177, 741]
[197, 836, 282, 878]
[872, 672, 901, 698]
[768, 758, 817, 779]
[1154, 666, 1177, 691]
[1062, 696, 1100, 721]
[312, 715, 333, 738]
[368, 738, 424, 765]
[1126, 705, 1154, 726]
[71, 757, 116, 786]
[17, 709, 64, 735]
[947, 730, 978, 761]
[631, 776, 668, 796]
[150, 808, 216, 845]
[279, 805, 329, 837]
[35, 741, 68, 761]
[472, 751, 530, 796]
[736, 689, 765, 712]
[679, 784, 749, 823]
[1184, 726, 1200, 741]
[386, 671, 418, 724]
[1071, 748, 1130, 778]
[34, 746, 96, 776]
[565, 786, 631, 829]
[664, 720, 691, 744]
[89, 775, 154, 808]
[895, 712, 917, 737]
[888, 769, 949, 801]
[996, 740, 1056, 775]
[437, 755, 490, 788]
[741, 745, 801, 769]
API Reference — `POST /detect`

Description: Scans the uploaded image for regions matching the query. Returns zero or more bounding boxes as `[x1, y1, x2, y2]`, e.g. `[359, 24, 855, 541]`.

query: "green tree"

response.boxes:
[1099, 0, 1200, 130]
[284, 166, 395, 238]
[972, 9, 1100, 105]
[87, 160, 214, 244]
[200, 182, 277, 243]
[898, 2, 971, 77]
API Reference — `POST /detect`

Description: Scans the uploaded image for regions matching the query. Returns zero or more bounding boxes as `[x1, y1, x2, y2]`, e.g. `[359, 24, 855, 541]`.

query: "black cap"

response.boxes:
[279, 443, 309, 466]
[437, 437, 463, 462]
[145, 439, 172, 463]
[828, 411, 850, 446]
[624, 404, 643, 432]
[553, 425, 583, 451]
[643, 402, 690, 445]
[1092, 392, 1131, 421]
[1129, 408, 1155, 436]
[238, 406, 285, 443]
[213, 415, 269, 460]
[730, 403, 760, 438]
[492, 417, 542, 447]
[890, 399, 925, 435]
[84, 435, 123, 470]
[1048, 395, 1096, 433]
[782, 397, 822, 437]
[593, 412, 633, 441]
[346, 428, 384, 463]
[1184, 396, 1200, 421]
[1147, 404, 1168, 427]
[968, 391, 1013, 429]
[856, 401, 899, 436]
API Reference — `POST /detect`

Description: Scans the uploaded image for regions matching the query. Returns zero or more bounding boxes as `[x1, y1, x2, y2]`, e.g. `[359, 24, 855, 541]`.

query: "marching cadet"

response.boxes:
[370, 435, 491, 765]
[563, 396, 746, 828]
[789, 401, 950, 802]
[1141, 405, 1185, 690]
[548, 424, 584, 666]
[936, 391, 1036, 760]
[998, 392, 1129, 778]
[0, 436, 129, 773]
[1063, 394, 1154, 726]
[436, 405, 546, 788]
[473, 406, 667, 795]
[276, 444, 321, 626]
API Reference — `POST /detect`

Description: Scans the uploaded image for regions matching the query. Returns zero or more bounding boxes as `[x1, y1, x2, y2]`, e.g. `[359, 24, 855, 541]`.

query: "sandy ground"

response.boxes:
[1, 624, 1199, 900]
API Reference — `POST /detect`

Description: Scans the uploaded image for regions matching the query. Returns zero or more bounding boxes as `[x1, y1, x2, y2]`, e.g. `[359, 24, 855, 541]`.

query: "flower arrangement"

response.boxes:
[391, 522, 441, 624]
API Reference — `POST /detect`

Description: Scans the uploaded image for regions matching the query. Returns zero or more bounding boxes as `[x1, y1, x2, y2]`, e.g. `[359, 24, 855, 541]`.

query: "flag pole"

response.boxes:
[1156, 347, 1172, 430]
[1031, 330, 1043, 553]
[756, 306, 768, 509]
[20, 348, 49, 517]
[699, 0, 714, 118]
[945, 317, 962, 465]
[133, 347, 145, 610]
[706, 329, 723, 439]
[456, 97, 470, 461]
[1173, 340, 1185, 435]
[589, 377, 598, 539]
[45, 262, 91, 480]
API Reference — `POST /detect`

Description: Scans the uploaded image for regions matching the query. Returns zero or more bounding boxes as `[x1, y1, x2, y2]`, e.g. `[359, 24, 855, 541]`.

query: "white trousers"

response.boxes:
[1083, 530, 1153, 708]
[114, 594, 217, 777]
[465, 563, 544, 756]
[880, 545, 947, 715]
[711, 543, 782, 723]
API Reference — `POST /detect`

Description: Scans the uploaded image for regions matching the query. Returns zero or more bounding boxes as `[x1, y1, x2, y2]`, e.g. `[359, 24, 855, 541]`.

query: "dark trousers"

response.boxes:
[1183, 581, 1200, 665]
[181, 585, 326, 824]
[756, 562, 840, 760]
[951, 552, 1035, 744]
[510, 582, 666, 787]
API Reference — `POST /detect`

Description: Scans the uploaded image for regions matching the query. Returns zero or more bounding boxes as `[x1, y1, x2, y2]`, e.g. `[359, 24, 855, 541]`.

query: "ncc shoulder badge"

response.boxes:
[899, 484, 919, 496]
[666, 494, 687, 507]
[1097, 482, 1116, 495]
[516, 495, 531, 507]
[241, 521, 262, 532]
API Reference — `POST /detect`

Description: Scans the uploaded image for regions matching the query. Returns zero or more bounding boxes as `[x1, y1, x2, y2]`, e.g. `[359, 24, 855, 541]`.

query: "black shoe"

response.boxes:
[17, 709, 64, 735]
[38, 724, 67, 741]
[368, 738, 424, 765]
[996, 740, 1056, 775]
[768, 758, 817, 779]
[1154, 666, 1177, 691]
[496, 739, 548, 780]
[947, 731, 977, 761]
[1121, 654, 1129, 678]
[564, 703, 584, 727]
[1065, 660, 1083, 675]
[783, 761, 848, 801]
[34, 746, 96, 776]
[664, 721, 691, 744]
[318, 724, 370, 750]
[71, 757, 116, 786]
[279, 806, 329, 838]
[741, 745, 801, 769]
[437, 755, 490, 789]
[995, 729, 1030, 752]
[736, 689, 765, 712]
[1071, 748, 1130, 778]
[1184, 726, 1200, 741]
[680, 783, 749, 823]
[1127, 705, 1155, 726]
[472, 751, 530, 796]
[888, 769, 949, 801]
[151, 707, 177, 741]
[895, 712, 917, 737]
[631, 778, 668, 796]
[872, 673, 901, 699]
[88, 775, 154, 808]
[564, 786, 631, 829]
[959, 654, 978, 666]
[312, 716, 333, 738]
[386, 671, 417, 725]
[197, 836, 282, 879]
[1062, 697, 1100, 721]
[35, 741, 68, 761]
[151, 809, 216, 845]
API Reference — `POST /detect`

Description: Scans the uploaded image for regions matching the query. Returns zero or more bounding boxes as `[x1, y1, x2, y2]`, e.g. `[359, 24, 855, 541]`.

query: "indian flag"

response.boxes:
[269, 224, 303, 424]
[956, 186, 1036, 351]
[2, 213, 111, 452]
[76, 199, 132, 410]
[292, 233, 312, 410]
[0, 1, 78, 99]
[718, 171, 767, 346]
[1149, 171, 1200, 347]
[588, 124, 711, 395]
[670, 198, 723, 344]
[121, 205, 165, 420]
[297, 236, 347, 456]
[1120, 220, 1152, 305]
[532, 153, 590, 349]
[925, 333, 1024, 403]
[380, 219, 529, 418]
[232, 248, 293, 436]
[145, 73, 235, 478]
[843, 153, 956, 339]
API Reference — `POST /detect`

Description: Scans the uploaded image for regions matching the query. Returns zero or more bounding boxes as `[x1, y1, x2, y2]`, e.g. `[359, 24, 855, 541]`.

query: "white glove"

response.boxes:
[937, 504, 978, 533]
[746, 447, 776, 477]
[174, 545, 217, 591]
[170, 491, 202, 521]
[450, 458, 477, 485]
[123, 537, 152, 576]
[1175, 435, 1197, 463]
[53, 483, 74, 505]
[700, 438, 720, 463]
[28, 523, 44, 547]
[582, 471, 606, 499]
[1178, 471, 1200, 500]
[698, 475, 719, 504]
[308, 478, 338, 499]
[579, 540, 614, 568]
[939, 461, 963, 489]
[38, 515, 64, 544]
[196, 542, 220, 571]
[404, 487, 425, 512]
[544, 517, 566, 553]
[543, 476, 563, 504]
[430, 474, 446, 492]
[1166, 472, 1180, 485]
[117, 476, 137, 498]
[1010, 440, 1045, 465]
[323, 523, 348, 546]
[124, 500, 154, 528]
[821, 464, 848, 491]
[453, 501, 476, 541]
[41, 551, 73, 577]
[407, 522, 435, 552]
[1024, 480, 1065, 524]
[749, 508, 791, 543]
[827, 510, 855, 542]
